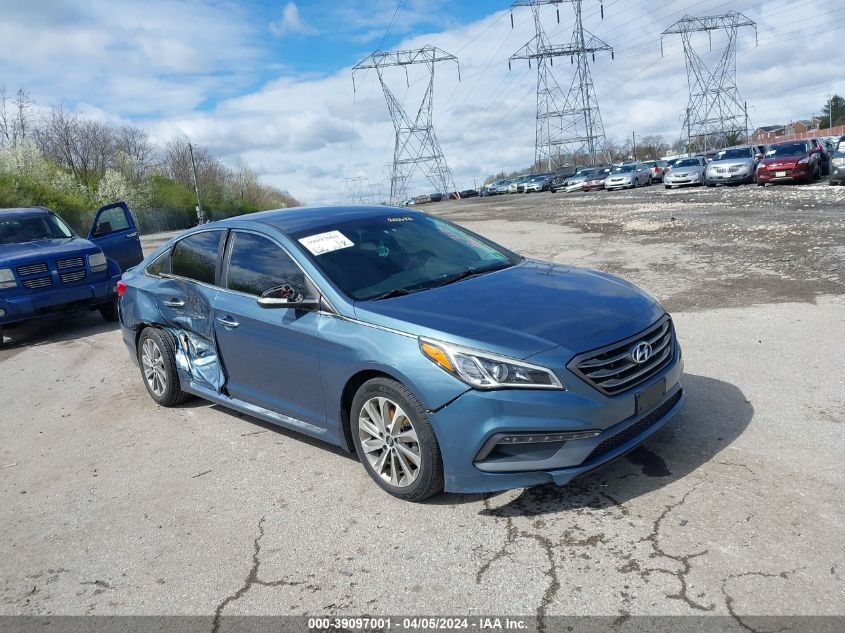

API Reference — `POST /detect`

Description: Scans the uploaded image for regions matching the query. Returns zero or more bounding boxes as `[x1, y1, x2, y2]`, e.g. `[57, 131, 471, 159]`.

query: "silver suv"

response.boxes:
[704, 145, 764, 186]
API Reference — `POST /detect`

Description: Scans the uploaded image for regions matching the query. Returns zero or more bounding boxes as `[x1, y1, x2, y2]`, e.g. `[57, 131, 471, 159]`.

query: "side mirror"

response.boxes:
[256, 283, 319, 310]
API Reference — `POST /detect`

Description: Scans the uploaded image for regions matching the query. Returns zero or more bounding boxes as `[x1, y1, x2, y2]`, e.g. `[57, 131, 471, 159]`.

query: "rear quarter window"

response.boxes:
[171, 231, 224, 285]
[145, 251, 171, 277]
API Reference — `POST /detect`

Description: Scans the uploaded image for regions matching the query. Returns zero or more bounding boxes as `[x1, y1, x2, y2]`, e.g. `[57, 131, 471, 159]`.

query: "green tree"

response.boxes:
[822, 95, 845, 128]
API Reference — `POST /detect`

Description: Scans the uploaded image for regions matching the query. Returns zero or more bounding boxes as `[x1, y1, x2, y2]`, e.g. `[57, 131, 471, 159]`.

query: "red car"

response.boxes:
[580, 167, 611, 191]
[756, 140, 822, 185]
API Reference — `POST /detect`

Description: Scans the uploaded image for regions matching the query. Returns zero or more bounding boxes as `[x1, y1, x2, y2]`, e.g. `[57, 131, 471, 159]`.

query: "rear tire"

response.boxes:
[0, 326, 4, 346]
[351, 377, 444, 501]
[137, 327, 192, 407]
[99, 299, 119, 322]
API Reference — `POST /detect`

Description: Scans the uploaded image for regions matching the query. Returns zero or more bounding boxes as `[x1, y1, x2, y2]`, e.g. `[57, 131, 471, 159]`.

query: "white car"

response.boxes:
[605, 163, 651, 190]
[664, 157, 707, 188]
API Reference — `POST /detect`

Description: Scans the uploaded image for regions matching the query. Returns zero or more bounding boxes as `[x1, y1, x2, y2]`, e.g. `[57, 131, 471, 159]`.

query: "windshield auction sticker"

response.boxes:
[298, 230, 354, 256]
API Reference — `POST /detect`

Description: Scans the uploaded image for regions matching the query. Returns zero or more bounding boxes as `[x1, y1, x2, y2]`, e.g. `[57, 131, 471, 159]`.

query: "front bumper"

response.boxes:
[832, 162, 845, 182]
[582, 181, 605, 191]
[605, 179, 632, 189]
[757, 164, 811, 183]
[665, 173, 702, 186]
[0, 272, 118, 325]
[429, 341, 685, 493]
[706, 170, 753, 183]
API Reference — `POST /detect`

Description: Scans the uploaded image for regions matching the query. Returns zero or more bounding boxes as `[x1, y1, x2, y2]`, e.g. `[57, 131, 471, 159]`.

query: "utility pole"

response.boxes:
[830, 94, 834, 131]
[509, 0, 613, 169]
[662, 12, 757, 152]
[188, 142, 205, 224]
[632, 132, 637, 160]
[744, 101, 749, 143]
[352, 45, 460, 205]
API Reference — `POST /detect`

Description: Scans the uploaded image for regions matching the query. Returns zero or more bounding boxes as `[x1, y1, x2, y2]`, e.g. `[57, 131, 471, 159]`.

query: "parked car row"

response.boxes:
[524, 137, 844, 194]
[405, 136, 843, 206]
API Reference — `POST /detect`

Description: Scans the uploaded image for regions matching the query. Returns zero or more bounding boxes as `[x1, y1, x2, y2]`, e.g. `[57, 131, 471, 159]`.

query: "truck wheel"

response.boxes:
[99, 299, 119, 322]
[351, 377, 444, 501]
[137, 327, 192, 407]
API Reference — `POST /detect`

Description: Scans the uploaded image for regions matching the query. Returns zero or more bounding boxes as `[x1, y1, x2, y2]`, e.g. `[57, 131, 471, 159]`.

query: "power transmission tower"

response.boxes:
[353, 45, 459, 205]
[509, 0, 613, 170]
[662, 12, 757, 152]
[343, 176, 369, 205]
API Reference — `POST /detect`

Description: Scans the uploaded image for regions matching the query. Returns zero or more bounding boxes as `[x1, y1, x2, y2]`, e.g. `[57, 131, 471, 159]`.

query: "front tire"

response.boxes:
[137, 327, 192, 407]
[99, 299, 119, 322]
[351, 377, 444, 501]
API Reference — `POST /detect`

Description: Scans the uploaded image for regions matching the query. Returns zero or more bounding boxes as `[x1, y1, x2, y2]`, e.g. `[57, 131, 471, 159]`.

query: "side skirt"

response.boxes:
[183, 381, 332, 442]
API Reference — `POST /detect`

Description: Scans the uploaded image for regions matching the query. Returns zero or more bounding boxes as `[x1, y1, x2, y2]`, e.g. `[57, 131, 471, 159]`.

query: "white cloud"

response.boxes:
[2, 0, 843, 205]
[270, 2, 317, 37]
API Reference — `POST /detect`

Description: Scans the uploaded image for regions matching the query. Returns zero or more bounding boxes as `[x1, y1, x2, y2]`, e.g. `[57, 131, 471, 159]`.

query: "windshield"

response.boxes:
[674, 159, 701, 168]
[0, 213, 75, 245]
[766, 142, 809, 157]
[292, 213, 518, 301]
[584, 170, 605, 179]
[612, 165, 636, 173]
[714, 148, 751, 161]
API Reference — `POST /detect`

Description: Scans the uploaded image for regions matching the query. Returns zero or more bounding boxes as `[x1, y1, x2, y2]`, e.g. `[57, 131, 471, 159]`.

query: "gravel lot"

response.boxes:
[1, 182, 843, 629]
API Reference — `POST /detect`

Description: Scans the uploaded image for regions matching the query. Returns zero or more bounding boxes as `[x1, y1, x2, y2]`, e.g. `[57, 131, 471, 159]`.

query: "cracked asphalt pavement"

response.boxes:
[0, 183, 843, 627]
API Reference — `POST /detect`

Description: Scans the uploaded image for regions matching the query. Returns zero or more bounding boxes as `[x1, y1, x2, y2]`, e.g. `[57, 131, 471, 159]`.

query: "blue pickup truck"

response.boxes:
[0, 202, 144, 343]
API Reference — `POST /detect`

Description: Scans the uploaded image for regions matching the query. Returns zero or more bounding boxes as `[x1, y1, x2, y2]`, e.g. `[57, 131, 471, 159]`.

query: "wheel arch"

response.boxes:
[339, 368, 406, 453]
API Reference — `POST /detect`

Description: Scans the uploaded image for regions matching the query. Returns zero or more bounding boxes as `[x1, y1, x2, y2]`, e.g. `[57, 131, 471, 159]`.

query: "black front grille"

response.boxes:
[569, 317, 674, 395]
[17, 262, 48, 276]
[60, 270, 86, 284]
[22, 277, 52, 289]
[56, 256, 84, 269]
[586, 390, 683, 462]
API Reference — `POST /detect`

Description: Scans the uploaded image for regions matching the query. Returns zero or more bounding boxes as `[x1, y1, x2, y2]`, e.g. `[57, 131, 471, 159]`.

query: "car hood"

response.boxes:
[352, 260, 662, 359]
[667, 166, 704, 175]
[762, 156, 803, 166]
[0, 237, 99, 267]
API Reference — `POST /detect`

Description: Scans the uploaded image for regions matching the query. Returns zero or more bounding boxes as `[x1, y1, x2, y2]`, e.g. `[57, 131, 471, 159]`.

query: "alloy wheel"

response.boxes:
[141, 338, 167, 397]
[358, 396, 421, 487]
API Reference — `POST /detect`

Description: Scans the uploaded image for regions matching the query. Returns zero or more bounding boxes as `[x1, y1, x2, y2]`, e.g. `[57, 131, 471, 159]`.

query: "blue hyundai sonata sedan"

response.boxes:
[119, 206, 685, 500]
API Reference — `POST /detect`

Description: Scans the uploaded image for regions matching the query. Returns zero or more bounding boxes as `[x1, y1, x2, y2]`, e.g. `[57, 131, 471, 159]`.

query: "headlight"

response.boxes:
[88, 252, 107, 272]
[0, 267, 17, 289]
[797, 157, 809, 165]
[419, 338, 564, 390]
[832, 157, 844, 166]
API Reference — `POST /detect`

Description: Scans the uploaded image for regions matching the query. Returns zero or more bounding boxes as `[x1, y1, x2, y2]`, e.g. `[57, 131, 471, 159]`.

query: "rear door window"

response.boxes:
[171, 230, 224, 285]
[224, 231, 313, 298]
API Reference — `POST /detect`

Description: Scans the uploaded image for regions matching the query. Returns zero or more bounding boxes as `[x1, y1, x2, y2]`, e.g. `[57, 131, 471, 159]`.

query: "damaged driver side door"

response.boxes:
[154, 229, 227, 392]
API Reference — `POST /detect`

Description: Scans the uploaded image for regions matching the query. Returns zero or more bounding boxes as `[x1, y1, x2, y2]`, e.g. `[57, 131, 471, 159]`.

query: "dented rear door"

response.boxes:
[154, 229, 227, 392]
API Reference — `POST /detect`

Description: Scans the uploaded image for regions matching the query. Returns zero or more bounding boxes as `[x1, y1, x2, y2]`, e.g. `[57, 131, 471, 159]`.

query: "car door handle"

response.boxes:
[126, 232, 138, 238]
[162, 298, 185, 308]
[216, 315, 240, 328]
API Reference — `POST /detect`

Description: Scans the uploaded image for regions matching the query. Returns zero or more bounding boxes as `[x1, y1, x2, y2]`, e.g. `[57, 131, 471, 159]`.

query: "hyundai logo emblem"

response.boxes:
[630, 341, 653, 364]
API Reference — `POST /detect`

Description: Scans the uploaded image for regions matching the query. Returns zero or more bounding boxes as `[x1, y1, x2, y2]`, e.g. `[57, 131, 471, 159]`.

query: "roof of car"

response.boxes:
[221, 205, 420, 235]
[0, 206, 51, 219]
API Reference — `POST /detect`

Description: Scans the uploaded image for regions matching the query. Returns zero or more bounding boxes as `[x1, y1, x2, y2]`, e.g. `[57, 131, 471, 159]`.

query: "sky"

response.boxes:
[1, 0, 843, 204]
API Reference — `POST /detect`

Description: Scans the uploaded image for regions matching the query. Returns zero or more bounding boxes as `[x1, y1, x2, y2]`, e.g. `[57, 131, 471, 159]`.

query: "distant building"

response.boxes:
[752, 125, 786, 143]
[786, 118, 822, 135]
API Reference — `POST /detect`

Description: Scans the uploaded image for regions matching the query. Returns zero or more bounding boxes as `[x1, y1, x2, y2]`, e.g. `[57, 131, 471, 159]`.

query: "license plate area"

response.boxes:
[636, 379, 666, 415]
[775, 170, 787, 177]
